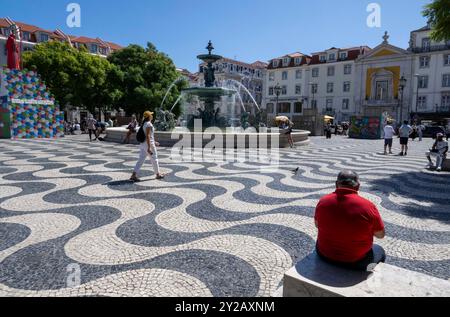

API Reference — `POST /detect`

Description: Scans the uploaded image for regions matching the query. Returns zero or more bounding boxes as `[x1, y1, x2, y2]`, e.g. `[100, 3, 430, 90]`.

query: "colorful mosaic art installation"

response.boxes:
[1, 68, 64, 139]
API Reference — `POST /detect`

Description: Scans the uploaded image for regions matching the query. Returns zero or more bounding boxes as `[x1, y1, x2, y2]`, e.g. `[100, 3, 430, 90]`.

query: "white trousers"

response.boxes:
[426, 152, 445, 168]
[134, 142, 160, 175]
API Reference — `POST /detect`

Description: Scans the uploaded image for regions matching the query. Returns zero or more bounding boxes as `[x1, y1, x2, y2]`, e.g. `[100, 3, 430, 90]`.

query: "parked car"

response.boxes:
[422, 126, 446, 139]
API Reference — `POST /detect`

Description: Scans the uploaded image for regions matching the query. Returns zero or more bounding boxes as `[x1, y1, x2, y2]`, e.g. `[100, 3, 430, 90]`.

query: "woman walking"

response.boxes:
[130, 111, 165, 182]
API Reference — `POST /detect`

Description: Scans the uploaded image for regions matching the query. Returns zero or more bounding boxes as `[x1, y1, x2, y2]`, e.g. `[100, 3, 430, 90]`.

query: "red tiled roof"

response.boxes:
[309, 46, 371, 65]
[201, 57, 267, 70]
[0, 17, 122, 50]
[267, 53, 311, 70]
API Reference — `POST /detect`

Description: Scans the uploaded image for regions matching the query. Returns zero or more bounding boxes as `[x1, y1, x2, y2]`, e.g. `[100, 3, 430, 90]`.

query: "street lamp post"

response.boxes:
[398, 75, 407, 124]
[414, 74, 421, 121]
[309, 82, 315, 110]
[274, 83, 282, 117]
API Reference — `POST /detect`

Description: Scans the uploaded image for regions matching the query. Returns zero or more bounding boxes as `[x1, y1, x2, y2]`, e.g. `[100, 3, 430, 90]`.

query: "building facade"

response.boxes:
[263, 27, 450, 134]
[197, 57, 267, 116]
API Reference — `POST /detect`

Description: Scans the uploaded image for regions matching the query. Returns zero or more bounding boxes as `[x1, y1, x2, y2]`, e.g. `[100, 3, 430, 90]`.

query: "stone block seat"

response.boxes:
[443, 158, 450, 171]
[279, 252, 450, 297]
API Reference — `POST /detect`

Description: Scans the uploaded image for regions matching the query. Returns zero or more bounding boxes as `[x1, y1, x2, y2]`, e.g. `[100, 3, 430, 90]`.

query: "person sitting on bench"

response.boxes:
[426, 133, 448, 172]
[314, 171, 386, 271]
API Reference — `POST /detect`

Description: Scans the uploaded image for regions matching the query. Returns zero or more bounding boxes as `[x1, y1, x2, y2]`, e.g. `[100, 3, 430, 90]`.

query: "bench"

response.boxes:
[279, 252, 450, 297]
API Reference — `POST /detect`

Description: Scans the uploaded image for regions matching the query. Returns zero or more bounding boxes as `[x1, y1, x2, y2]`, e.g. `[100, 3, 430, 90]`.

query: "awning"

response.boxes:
[275, 116, 290, 123]
[324, 115, 335, 120]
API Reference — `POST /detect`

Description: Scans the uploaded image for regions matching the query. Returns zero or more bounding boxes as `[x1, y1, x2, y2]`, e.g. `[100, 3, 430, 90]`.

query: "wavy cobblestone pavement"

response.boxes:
[0, 135, 449, 297]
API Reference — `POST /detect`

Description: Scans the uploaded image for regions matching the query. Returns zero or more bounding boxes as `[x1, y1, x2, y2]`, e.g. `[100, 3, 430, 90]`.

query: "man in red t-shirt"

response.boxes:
[314, 170, 386, 271]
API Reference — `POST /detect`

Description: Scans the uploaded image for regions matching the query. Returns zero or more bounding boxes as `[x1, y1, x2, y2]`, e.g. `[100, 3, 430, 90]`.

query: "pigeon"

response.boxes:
[292, 167, 299, 174]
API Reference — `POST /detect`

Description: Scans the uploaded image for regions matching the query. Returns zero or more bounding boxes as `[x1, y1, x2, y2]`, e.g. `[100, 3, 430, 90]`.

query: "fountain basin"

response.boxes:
[104, 127, 310, 148]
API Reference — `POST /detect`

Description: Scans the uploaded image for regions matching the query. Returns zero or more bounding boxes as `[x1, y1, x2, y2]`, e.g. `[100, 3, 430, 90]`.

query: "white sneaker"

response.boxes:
[437, 167, 442, 172]
[427, 164, 434, 169]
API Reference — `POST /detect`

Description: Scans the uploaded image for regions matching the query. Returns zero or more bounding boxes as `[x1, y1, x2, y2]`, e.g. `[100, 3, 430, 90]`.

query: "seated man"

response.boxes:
[314, 171, 386, 271]
[426, 133, 448, 172]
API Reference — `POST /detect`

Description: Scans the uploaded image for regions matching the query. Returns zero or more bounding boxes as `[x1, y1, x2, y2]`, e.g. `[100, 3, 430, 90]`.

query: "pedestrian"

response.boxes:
[86, 115, 97, 142]
[426, 133, 448, 172]
[279, 117, 295, 148]
[383, 120, 396, 155]
[130, 111, 165, 182]
[418, 123, 425, 142]
[398, 120, 413, 156]
[325, 122, 332, 139]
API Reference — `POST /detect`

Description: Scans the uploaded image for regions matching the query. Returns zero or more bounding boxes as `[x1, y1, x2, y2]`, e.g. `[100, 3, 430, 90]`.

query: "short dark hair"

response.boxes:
[404, 120, 409, 125]
[337, 170, 360, 188]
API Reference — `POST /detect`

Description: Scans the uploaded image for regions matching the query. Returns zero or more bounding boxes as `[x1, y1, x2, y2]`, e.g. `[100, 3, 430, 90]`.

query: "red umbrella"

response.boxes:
[6, 34, 20, 70]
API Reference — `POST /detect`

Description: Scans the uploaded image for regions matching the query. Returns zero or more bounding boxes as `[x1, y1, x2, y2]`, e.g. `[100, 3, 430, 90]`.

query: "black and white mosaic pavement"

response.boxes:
[0, 135, 449, 297]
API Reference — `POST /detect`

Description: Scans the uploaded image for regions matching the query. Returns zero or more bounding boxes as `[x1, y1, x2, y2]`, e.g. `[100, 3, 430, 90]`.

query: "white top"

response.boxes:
[384, 125, 395, 139]
[399, 125, 413, 138]
[143, 121, 155, 144]
[435, 140, 449, 154]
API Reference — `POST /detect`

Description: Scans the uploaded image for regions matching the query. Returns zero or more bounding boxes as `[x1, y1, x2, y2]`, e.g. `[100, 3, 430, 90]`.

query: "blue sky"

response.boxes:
[2, 0, 431, 72]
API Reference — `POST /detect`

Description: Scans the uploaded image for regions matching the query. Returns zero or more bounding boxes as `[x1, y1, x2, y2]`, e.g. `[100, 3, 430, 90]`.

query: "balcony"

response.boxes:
[410, 44, 450, 54]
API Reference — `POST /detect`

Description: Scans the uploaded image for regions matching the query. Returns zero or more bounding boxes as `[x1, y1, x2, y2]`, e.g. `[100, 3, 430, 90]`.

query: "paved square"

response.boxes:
[0, 136, 449, 297]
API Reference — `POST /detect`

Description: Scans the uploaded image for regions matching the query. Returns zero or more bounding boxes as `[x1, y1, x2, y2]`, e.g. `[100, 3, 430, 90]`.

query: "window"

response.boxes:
[327, 83, 334, 93]
[343, 81, 351, 92]
[294, 57, 301, 66]
[442, 94, 450, 107]
[278, 102, 291, 113]
[296, 70, 302, 79]
[422, 38, 431, 50]
[344, 64, 352, 75]
[328, 53, 336, 61]
[342, 99, 350, 110]
[22, 31, 31, 42]
[283, 57, 290, 67]
[294, 102, 303, 113]
[311, 100, 317, 108]
[269, 87, 274, 96]
[445, 55, 450, 66]
[90, 44, 98, 54]
[282, 71, 288, 80]
[266, 103, 274, 114]
[99, 47, 107, 55]
[419, 56, 430, 68]
[418, 76, 429, 89]
[273, 60, 279, 68]
[295, 85, 302, 95]
[339, 52, 348, 60]
[282, 86, 287, 95]
[266, 72, 276, 82]
[311, 84, 318, 94]
[40, 33, 49, 42]
[269, 72, 275, 81]
[326, 98, 333, 108]
[319, 55, 326, 63]
[443, 74, 450, 87]
[417, 96, 427, 109]
[327, 66, 335, 77]
[312, 68, 319, 77]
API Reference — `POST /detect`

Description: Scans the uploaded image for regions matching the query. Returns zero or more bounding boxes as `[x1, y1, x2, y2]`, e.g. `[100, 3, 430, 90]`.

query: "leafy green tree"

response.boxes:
[107, 43, 188, 117]
[22, 41, 120, 115]
[423, 0, 450, 42]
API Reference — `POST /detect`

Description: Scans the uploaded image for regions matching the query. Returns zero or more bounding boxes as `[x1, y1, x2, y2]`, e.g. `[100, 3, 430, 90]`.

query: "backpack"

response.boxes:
[136, 125, 146, 143]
